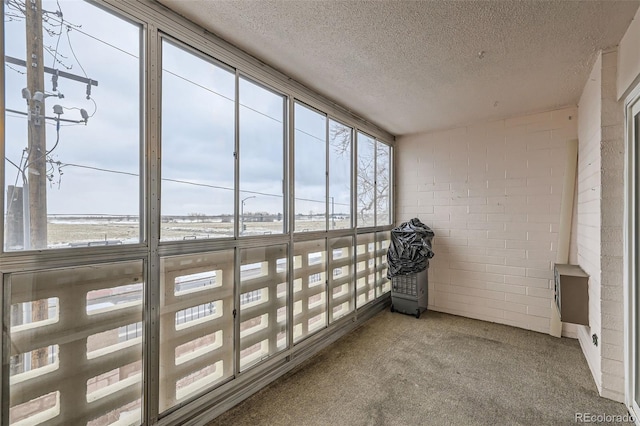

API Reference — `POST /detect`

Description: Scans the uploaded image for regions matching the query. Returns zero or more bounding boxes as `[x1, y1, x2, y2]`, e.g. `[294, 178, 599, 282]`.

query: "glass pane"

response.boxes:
[356, 233, 376, 308]
[328, 236, 354, 322]
[293, 239, 327, 342]
[294, 103, 326, 232]
[161, 41, 235, 241]
[357, 132, 376, 228]
[376, 142, 391, 226]
[4, 1, 141, 250]
[329, 120, 352, 230]
[239, 78, 285, 236]
[159, 250, 234, 413]
[376, 231, 391, 297]
[239, 244, 288, 370]
[7, 261, 144, 425]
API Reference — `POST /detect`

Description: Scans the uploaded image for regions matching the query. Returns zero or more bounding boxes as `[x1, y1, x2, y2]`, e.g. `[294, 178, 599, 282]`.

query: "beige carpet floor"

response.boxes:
[206, 310, 632, 426]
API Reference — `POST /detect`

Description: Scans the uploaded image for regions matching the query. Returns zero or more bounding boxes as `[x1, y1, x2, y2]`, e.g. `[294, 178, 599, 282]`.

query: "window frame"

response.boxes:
[237, 73, 289, 237]
[158, 36, 238, 243]
[1, 0, 147, 254]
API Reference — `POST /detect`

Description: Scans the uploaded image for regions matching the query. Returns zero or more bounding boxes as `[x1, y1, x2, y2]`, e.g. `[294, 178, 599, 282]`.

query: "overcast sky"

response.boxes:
[4, 0, 355, 223]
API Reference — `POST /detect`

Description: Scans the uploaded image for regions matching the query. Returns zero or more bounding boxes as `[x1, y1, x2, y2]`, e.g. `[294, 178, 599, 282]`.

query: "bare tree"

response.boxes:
[329, 124, 389, 225]
[375, 145, 390, 224]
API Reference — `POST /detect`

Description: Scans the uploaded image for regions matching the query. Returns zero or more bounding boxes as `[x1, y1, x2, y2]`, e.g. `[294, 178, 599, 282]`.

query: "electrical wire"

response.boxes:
[6, 110, 350, 205]
[59, 163, 137, 178]
[162, 68, 234, 104]
[65, 25, 87, 78]
[46, 120, 61, 155]
[3, 0, 355, 210]
[62, 99, 96, 117]
[8, 0, 315, 133]
[45, 13, 138, 59]
[5, 156, 22, 172]
[162, 70, 286, 126]
[44, 45, 71, 70]
[56, 162, 350, 206]
[88, 97, 97, 117]
[5, 150, 27, 218]
[5, 63, 25, 74]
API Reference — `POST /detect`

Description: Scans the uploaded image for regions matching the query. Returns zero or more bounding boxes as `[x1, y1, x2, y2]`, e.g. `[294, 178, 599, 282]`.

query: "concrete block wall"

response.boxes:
[576, 49, 625, 402]
[396, 106, 577, 335]
[599, 49, 625, 402]
[576, 52, 603, 393]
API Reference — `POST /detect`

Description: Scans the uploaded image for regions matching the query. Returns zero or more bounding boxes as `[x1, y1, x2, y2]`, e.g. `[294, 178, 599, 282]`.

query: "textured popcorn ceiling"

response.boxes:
[157, 0, 639, 136]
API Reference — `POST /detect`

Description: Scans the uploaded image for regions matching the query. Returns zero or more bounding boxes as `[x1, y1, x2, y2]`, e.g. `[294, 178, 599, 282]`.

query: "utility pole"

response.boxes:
[25, 0, 47, 250]
[6, 0, 97, 370]
[25, 0, 48, 370]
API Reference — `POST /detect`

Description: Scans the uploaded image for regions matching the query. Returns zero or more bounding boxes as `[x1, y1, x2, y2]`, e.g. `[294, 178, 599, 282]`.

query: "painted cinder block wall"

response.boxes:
[598, 49, 625, 402]
[575, 52, 604, 395]
[394, 49, 627, 402]
[576, 49, 625, 402]
[396, 107, 576, 334]
[575, 2, 640, 401]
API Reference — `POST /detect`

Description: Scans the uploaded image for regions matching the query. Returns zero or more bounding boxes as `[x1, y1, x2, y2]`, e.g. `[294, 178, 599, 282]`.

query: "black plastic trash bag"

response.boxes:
[387, 218, 435, 278]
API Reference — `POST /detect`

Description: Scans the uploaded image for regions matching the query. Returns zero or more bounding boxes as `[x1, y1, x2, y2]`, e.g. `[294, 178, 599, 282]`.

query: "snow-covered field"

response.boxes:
[43, 217, 352, 247]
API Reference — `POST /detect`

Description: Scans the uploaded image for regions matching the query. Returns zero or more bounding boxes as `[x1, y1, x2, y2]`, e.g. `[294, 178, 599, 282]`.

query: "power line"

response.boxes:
[163, 67, 284, 126]
[57, 162, 350, 206]
[60, 162, 137, 178]
[43, 13, 137, 59]
[65, 24, 87, 78]
[6, 110, 351, 206]
[50, 0, 63, 68]
[5, 156, 22, 172]
[5, 63, 25, 74]
[163, 68, 233, 104]
[3, 0, 352, 212]
[7, 2, 334, 143]
[9, 105, 345, 194]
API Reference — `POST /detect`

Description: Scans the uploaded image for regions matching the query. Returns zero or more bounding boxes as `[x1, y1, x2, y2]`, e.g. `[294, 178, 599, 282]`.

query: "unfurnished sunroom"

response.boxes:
[2, 0, 640, 425]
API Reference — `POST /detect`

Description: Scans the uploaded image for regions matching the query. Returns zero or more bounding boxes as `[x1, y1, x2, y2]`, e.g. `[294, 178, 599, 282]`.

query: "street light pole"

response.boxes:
[240, 196, 256, 235]
[331, 196, 335, 229]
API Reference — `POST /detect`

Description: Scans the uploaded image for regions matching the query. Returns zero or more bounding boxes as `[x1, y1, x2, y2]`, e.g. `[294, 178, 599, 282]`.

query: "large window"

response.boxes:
[161, 41, 235, 241]
[356, 132, 392, 228]
[357, 133, 376, 227]
[238, 77, 286, 236]
[1, 1, 394, 424]
[376, 141, 391, 226]
[3, 0, 142, 250]
[329, 120, 352, 230]
[294, 103, 354, 233]
[294, 103, 326, 232]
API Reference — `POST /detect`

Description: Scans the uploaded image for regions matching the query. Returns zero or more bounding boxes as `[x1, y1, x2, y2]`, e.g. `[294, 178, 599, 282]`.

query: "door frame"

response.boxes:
[624, 82, 640, 423]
